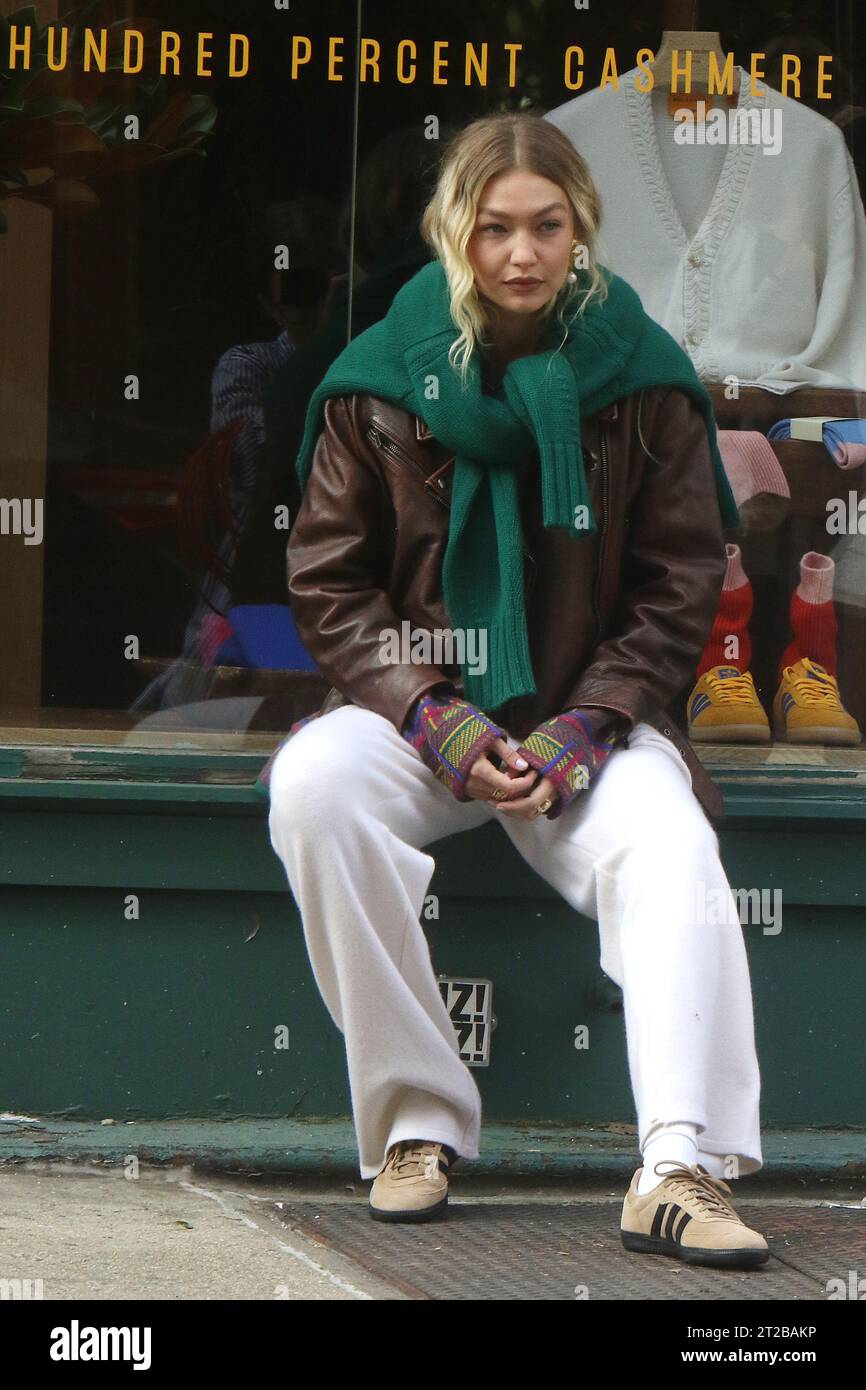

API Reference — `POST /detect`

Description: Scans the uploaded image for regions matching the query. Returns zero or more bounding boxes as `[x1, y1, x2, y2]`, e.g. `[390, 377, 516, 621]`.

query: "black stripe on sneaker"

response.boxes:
[662, 1204, 681, 1240]
[650, 1203, 669, 1238]
[673, 1210, 693, 1244]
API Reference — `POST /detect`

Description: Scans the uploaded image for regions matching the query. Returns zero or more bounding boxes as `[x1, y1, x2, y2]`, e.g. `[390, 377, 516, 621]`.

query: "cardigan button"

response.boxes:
[688, 252, 703, 267]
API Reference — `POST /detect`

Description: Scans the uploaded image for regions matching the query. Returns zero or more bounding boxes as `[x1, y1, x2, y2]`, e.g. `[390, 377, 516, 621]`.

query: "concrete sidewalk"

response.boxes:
[2, 1164, 863, 1301]
[0, 1167, 396, 1300]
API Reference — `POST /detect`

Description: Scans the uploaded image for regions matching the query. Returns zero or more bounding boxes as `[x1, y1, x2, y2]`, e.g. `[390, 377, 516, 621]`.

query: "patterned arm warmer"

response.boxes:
[515, 706, 621, 819]
[402, 689, 506, 802]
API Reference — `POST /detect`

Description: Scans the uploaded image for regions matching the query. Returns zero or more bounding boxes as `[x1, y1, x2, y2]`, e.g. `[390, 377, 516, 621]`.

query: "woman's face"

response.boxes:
[467, 169, 577, 320]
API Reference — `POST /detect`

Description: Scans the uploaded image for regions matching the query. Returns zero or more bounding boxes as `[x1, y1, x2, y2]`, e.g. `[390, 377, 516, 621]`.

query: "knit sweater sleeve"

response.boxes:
[749, 142, 866, 393]
[286, 396, 455, 735]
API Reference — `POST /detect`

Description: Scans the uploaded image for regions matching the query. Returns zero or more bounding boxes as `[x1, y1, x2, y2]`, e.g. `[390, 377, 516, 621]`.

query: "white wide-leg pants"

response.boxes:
[267, 705, 762, 1181]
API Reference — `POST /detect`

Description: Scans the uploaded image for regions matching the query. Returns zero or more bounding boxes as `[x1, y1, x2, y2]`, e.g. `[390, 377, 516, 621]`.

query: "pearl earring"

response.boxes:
[567, 238, 581, 284]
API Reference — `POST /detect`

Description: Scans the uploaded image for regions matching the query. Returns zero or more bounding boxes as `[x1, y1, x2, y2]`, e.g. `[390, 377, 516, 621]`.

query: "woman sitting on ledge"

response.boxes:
[264, 111, 768, 1270]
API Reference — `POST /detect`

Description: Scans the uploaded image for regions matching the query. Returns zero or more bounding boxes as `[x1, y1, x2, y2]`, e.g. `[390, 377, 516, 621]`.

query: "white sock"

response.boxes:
[695, 1150, 727, 1179]
[638, 1123, 699, 1194]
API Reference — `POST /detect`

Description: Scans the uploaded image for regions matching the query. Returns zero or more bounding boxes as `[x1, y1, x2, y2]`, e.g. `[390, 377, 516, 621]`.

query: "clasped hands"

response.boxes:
[465, 738, 560, 819]
[403, 691, 616, 821]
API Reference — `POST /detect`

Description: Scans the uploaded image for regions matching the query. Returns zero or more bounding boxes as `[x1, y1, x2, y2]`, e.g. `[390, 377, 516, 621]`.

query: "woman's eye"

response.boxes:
[477, 220, 561, 235]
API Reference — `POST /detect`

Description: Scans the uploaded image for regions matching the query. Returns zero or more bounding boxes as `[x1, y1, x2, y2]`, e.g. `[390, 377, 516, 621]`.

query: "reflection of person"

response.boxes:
[230, 127, 445, 609]
[265, 113, 769, 1269]
[199, 202, 341, 643]
[210, 195, 343, 499]
[130, 199, 342, 711]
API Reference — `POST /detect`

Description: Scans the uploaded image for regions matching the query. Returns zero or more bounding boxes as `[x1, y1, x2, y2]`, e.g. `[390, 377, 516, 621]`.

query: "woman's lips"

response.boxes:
[506, 278, 543, 293]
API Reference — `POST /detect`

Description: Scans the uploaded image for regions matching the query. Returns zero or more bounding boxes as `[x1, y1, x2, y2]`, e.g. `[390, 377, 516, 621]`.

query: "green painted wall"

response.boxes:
[1, 769, 864, 1127]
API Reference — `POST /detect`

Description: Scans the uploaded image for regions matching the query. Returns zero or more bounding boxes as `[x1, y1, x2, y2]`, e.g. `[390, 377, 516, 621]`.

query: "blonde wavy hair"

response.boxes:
[421, 112, 609, 384]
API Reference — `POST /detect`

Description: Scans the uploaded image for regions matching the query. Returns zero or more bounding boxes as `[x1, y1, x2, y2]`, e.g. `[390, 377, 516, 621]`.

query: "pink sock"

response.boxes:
[779, 552, 838, 678]
[697, 544, 753, 676]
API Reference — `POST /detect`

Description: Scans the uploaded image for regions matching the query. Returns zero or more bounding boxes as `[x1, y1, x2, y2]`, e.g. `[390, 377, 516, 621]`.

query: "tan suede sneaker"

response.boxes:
[369, 1140, 454, 1222]
[621, 1162, 769, 1269]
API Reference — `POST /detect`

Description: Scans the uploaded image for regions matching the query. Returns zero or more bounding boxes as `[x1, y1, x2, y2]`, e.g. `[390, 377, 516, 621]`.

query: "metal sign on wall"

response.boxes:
[437, 977, 493, 1067]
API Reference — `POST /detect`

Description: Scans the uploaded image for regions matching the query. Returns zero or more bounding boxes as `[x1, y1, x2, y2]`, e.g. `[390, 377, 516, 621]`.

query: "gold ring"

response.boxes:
[538, 798, 554, 815]
[491, 788, 508, 802]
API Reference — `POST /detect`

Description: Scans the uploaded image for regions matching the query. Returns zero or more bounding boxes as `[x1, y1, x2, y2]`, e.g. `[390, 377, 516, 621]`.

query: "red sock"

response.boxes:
[697, 544, 753, 677]
[779, 552, 837, 679]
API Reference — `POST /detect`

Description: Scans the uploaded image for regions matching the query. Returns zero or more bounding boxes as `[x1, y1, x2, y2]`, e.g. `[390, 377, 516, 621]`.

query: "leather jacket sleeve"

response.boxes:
[563, 388, 728, 729]
[286, 395, 454, 733]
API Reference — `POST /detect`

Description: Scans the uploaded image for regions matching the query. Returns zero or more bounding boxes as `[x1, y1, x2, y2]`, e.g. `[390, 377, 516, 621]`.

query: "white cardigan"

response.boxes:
[547, 68, 866, 394]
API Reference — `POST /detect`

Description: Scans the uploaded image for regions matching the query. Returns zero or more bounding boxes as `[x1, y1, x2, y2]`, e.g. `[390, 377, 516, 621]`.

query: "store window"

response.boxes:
[1, 0, 865, 772]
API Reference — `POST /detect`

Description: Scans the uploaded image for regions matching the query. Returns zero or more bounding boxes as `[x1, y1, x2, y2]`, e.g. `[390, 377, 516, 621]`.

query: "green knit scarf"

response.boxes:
[295, 258, 738, 711]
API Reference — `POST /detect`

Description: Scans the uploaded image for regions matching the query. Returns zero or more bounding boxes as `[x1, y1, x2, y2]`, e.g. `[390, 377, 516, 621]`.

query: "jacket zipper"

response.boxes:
[367, 421, 538, 579]
[367, 422, 436, 477]
[591, 425, 609, 645]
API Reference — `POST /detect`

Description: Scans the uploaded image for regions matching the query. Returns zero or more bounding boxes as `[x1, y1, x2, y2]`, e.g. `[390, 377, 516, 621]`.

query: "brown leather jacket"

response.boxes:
[286, 386, 729, 820]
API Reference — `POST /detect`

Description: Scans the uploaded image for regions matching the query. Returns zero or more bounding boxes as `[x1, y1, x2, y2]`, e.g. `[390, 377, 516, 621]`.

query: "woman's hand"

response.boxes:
[403, 691, 563, 816]
[512, 708, 618, 820]
[402, 691, 513, 802]
[466, 738, 561, 818]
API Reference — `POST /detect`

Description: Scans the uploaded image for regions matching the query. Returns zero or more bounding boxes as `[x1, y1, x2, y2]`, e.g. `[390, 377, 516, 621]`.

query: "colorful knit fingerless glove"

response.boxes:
[515, 707, 619, 820]
[402, 690, 506, 801]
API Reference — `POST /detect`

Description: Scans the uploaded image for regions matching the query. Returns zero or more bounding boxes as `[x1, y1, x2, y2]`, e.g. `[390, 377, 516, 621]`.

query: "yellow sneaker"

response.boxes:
[687, 666, 770, 743]
[773, 658, 862, 745]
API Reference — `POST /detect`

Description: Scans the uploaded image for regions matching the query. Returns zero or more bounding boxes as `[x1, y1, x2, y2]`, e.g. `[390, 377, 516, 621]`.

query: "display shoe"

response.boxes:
[687, 665, 771, 742]
[772, 658, 862, 746]
[369, 1139, 453, 1222]
[621, 1162, 769, 1269]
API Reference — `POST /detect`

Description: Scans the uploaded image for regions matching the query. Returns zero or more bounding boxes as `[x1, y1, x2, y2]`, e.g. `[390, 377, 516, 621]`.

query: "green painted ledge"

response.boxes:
[1, 743, 866, 820]
[0, 746, 269, 805]
[1, 1117, 864, 1184]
